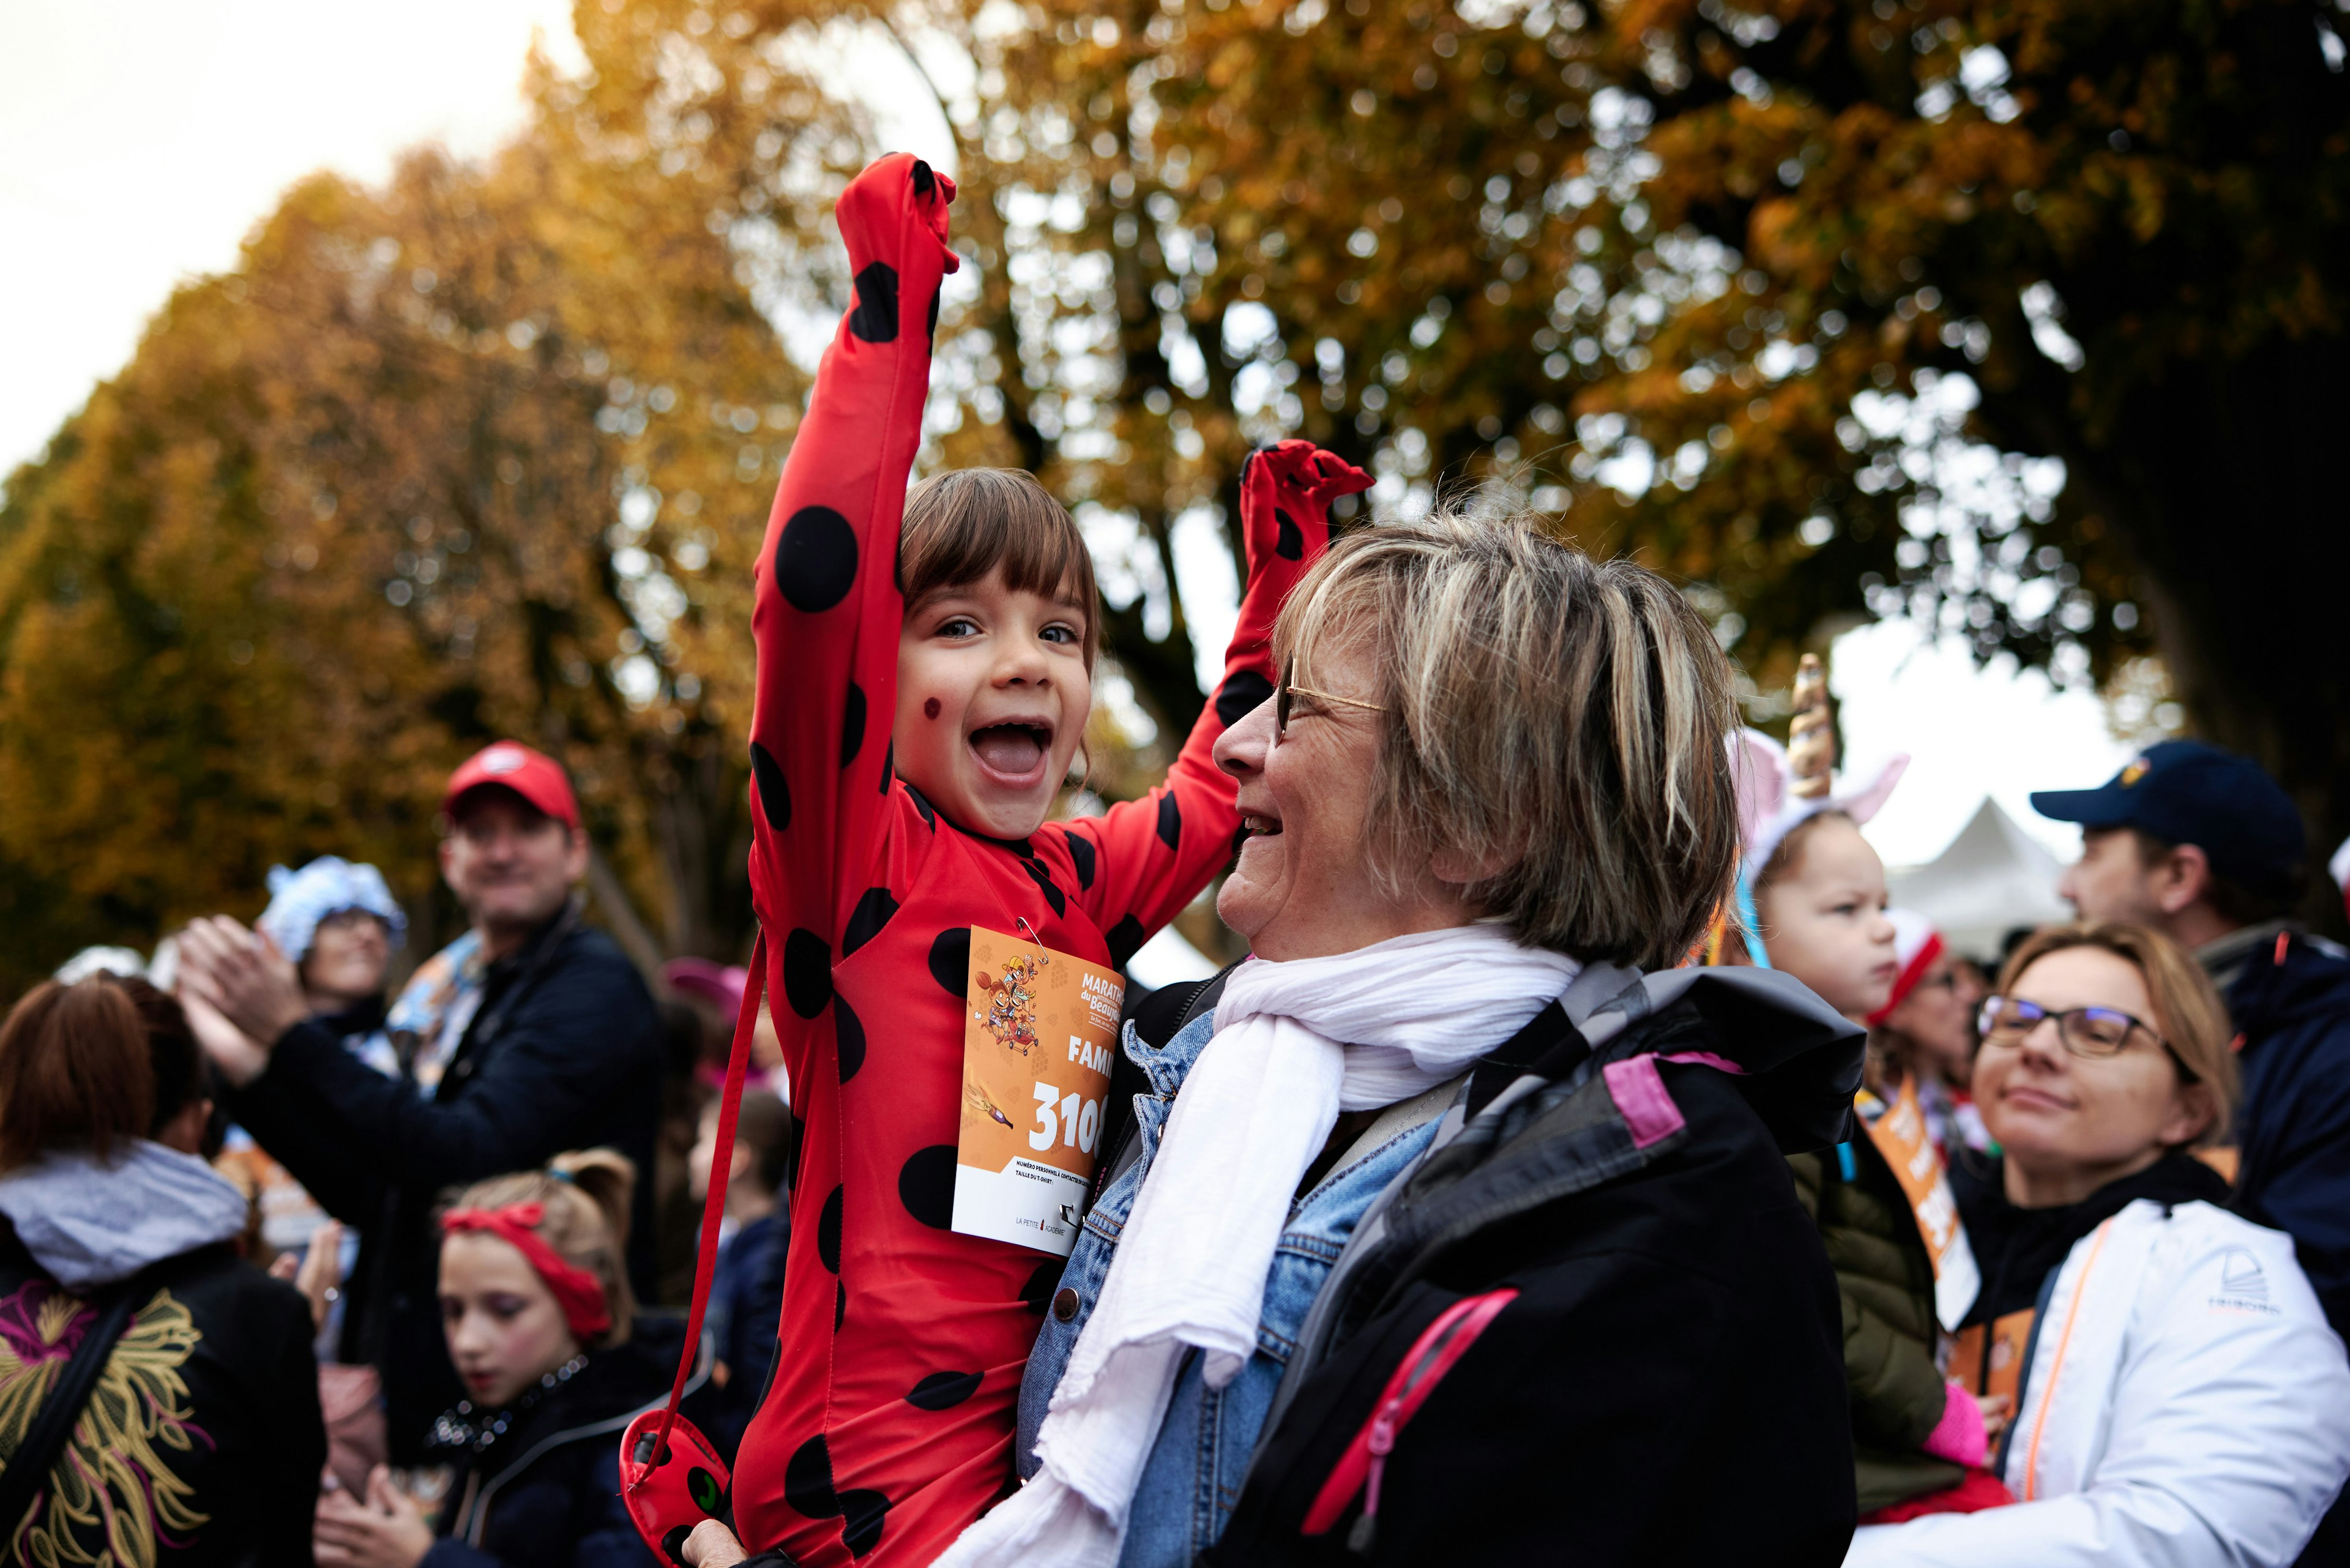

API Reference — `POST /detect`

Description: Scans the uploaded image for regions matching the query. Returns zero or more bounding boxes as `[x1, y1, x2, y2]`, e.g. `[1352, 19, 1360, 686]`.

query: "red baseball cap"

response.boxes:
[442, 742, 581, 831]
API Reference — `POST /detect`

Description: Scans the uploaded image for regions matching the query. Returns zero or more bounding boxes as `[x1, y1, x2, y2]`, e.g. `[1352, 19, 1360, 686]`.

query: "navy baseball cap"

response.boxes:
[2031, 740, 2306, 898]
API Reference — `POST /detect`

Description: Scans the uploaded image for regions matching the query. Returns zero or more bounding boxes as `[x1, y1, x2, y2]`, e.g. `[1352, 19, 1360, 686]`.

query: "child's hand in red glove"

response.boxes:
[1238, 440, 1375, 578]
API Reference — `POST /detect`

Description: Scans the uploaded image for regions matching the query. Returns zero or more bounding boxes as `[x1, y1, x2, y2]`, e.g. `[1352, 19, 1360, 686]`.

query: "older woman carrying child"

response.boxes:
[680, 153, 1371, 1568]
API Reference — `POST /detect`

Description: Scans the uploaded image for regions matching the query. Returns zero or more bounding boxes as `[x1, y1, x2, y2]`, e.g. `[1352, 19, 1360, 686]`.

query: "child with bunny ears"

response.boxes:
[1735, 656, 2007, 1521]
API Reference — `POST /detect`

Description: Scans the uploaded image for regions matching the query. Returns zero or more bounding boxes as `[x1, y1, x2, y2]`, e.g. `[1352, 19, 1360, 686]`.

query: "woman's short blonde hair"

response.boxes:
[1276, 511, 1740, 968]
[1994, 922, 2239, 1143]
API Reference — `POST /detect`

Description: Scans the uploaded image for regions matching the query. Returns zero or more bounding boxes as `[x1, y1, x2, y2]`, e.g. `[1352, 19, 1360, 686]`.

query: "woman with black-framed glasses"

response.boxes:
[1849, 922, 2350, 1567]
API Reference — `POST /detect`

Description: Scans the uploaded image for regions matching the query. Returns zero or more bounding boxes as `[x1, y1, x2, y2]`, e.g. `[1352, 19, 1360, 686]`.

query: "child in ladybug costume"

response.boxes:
[702, 152, 1369, 1568]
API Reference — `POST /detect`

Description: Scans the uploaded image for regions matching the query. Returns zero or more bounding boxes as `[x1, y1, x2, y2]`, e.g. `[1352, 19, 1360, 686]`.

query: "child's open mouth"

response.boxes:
[968, 721, 1054, 783]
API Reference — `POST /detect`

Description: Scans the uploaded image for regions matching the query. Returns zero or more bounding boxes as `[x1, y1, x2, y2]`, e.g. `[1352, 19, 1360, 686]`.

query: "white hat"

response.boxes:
[1867, 908, 1947, 1028]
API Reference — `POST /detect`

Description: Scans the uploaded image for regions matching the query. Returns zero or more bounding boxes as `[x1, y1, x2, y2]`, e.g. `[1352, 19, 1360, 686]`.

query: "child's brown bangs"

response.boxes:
[901, 469, 1100, 666]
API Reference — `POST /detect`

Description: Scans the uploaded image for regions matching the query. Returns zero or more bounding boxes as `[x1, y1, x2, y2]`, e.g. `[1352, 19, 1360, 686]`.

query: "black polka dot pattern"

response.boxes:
[835, 990, 867, 1084]
[775, 506, 859, 614]
[817, 1185, 844, 1273]
[835, 1280, 846, 1331]
[848, 261, 900, 343]
[905, 1370, 982, 1411]
[840, 1488, 890, 1557]
[1106, 914, 1146, 970]
[911, 159, 934, 198]
[785, 1433, 838, 1519]
[1274, 506, 1304, 561]
[786, 1110, 805, 1193]
[1061, 829, 1097, 890]
[1215, 668, 1274, 729]
[840, 682, 867, 768]
[842, 887, 900, 958]
[1020, 857, 1067, 918]
[905, 779, 936, 829]
[880, 738, 896, 796]
[1155, 791, 1182, 852]
[927, 927, 971, 998]
[750, 741, 791, 832]
[782, 928, 834, 1020]
[1021, 1261, 1060, 1313]
[898, 1144, 957, 1230]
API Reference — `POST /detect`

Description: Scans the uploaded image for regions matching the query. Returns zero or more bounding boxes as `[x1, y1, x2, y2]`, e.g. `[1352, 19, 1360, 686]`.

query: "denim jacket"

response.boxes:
[1015, 1009, 1457, 1568]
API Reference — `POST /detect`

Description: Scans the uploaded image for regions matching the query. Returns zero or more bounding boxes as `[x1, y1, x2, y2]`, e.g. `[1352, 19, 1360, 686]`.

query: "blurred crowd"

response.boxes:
[0, 411, 2340, 1568]
[5, 698, 2349, 1568]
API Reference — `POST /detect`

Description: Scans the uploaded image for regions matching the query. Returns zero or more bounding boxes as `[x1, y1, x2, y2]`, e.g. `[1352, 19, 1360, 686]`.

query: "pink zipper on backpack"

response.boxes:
[1299, 1287, 1520, 1551]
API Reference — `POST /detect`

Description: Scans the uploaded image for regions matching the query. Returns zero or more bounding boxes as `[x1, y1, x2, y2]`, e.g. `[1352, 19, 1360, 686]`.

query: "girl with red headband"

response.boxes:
[314, 1151, 707, 1568]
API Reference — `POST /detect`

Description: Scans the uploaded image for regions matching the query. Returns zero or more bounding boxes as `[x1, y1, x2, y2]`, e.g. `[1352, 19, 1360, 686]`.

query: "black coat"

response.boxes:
[2225, 929, 2350, 1340]
[0, 1230, 324, 1567]
[1206, 963, 1863, 1568]
[229, 908, 662, 1458]
[421, 1318, 711, 1568]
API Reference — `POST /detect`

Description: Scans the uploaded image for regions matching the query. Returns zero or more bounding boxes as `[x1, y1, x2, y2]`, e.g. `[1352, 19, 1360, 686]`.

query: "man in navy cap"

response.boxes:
[2034, 740, 2350, 1350]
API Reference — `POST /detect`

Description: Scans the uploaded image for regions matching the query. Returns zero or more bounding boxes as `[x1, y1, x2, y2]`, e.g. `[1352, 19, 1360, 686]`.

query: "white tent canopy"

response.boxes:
[1886, 797, 2073, 960]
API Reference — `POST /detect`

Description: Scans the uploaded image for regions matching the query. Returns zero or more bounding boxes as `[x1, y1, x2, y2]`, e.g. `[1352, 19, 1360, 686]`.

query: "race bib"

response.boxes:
[951, 927, 1124, 1256]
[1859, 1077, 1981, 1332]
[1947, 1307, 2036, 1406]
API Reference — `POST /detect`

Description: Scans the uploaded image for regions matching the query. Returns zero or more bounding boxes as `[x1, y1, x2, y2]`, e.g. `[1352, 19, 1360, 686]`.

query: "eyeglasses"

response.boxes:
[1275, 655, 1388, 741]
[1977, 995, 2196, 1081]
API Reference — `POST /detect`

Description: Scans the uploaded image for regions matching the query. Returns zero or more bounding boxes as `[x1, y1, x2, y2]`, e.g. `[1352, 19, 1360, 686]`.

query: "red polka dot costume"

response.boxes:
[734, 153, 1371, 1567]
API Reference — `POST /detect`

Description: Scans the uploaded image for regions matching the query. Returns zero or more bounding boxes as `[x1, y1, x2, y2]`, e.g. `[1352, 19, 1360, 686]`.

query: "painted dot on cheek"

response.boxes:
[923, 697, 941, 719]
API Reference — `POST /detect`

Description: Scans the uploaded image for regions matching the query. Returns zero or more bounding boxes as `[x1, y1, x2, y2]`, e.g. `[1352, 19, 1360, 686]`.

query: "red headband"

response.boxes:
[1867, 928, 1947, 1029]
[442, 1201, 614, 1343]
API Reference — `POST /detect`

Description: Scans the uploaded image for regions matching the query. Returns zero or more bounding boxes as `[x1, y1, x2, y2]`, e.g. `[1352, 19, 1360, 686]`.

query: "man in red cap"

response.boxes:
[179, 741, 663, 1458]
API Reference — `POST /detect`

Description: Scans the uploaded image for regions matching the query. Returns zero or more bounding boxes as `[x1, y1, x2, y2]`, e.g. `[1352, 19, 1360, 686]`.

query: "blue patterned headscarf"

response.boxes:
[258, 857, 406, 962]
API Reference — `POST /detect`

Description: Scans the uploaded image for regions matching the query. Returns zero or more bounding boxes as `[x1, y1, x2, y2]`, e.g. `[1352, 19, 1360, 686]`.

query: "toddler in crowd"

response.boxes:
[1737, 689, 2009, 1522]
[687, 152, 1370, 1568]
[313, 1150, 690, 1568]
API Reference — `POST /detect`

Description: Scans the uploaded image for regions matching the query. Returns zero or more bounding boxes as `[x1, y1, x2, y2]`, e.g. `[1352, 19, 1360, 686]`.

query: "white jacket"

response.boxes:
[1848, 1199, 2350, 1568]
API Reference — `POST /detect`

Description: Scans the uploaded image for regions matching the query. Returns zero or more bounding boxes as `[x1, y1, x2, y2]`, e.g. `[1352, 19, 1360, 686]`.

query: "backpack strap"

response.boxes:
[0, 1279, 146, 1538]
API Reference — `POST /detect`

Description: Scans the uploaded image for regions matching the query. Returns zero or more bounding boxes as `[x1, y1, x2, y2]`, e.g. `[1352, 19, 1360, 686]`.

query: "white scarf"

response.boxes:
[938, 924, 1579, 1568]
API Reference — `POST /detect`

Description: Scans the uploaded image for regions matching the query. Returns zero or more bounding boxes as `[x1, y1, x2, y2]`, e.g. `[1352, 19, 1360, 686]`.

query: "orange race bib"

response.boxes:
[1859, 1077, 1980, 1332]
[951, 927, 1125, 1256]
[1946, 1307, 2037, 1406]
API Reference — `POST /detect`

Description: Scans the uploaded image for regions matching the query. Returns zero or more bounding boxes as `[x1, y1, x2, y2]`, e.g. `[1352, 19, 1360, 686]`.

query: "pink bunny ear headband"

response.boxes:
[1731, 729, 1909, 877]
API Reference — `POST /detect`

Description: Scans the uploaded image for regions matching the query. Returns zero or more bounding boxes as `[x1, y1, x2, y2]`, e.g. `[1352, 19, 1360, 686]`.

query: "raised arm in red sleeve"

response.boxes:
[745, 153, 956, 1080]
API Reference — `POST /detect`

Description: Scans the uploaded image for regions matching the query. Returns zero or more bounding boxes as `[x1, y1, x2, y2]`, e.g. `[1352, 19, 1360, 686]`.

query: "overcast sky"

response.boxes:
[1, 0, 2130, 875]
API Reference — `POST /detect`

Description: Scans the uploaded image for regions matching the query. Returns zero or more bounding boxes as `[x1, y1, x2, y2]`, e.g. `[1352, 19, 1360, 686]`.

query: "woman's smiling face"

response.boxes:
[1975, 944, 2207, 1204]
[1212, 639, 1471, 960]
[893, 567, 1093, 840]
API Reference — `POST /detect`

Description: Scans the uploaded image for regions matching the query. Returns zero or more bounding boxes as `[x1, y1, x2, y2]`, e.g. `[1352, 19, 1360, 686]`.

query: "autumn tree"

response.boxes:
[12, 0, 2346, 990]
[0, 55, 821, 991]
[1021, 0, 2350, 887]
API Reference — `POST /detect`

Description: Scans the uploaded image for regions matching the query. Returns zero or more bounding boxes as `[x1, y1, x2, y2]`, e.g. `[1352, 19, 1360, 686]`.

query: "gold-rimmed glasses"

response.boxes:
[1274, 655, 1388, 741]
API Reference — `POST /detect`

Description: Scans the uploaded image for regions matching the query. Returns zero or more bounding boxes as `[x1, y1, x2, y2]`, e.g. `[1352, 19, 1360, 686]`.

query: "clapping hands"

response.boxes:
[176, 915, 309, 1086]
